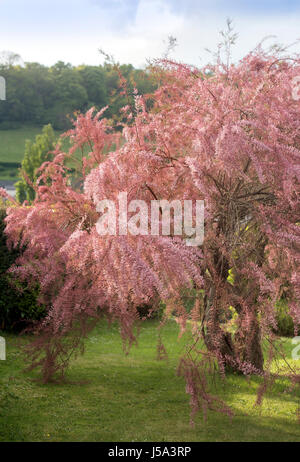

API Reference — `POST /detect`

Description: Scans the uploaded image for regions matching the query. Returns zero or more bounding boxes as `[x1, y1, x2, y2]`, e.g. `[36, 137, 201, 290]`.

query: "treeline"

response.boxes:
[0, 60, 157, 130]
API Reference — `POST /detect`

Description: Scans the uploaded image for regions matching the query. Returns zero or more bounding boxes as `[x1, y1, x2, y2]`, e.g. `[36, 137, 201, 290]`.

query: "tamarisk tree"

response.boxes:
[1, 46, 299, 420]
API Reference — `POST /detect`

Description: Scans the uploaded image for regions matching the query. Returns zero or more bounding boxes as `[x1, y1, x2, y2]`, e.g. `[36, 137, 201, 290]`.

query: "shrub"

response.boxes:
[274, 299, 294, 337]
[137, 299, 165, 320]
[0, 205, 46, 331]
[15, 124, 57, 204]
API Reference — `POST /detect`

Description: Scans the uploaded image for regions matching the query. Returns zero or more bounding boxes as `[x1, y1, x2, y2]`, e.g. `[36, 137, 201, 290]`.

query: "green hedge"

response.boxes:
[0, 206, 46, 331]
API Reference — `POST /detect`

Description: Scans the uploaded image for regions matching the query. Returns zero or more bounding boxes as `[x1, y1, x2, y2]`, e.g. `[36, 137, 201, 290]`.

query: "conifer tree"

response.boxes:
[15, 124, 57, 203]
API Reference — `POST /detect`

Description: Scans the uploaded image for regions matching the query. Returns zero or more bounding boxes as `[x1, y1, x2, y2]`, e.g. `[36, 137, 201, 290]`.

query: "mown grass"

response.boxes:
[0, 125, 49, 163]
[0, 124, 122, 184]
[0, 319, 299, 442]
[0, 125, 63, 182]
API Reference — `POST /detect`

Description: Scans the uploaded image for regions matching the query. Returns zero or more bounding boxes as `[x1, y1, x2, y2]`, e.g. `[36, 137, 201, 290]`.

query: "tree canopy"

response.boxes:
[0, 59, 157, 130]
[1, 47, 299, 422]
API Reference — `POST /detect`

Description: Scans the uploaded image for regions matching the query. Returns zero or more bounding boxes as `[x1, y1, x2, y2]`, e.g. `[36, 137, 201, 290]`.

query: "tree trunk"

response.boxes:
[202, 288, 264, 373]
[202, 287, 237, 370]
[235, 314, 264, 373]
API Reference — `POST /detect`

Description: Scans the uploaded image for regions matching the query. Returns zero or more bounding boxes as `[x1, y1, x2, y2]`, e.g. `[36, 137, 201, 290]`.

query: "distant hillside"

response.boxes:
[0, 61, 157, 182]
[0, 125, 62, 182]
[0, 125, 51, 163]
[0, 61, 156, 131]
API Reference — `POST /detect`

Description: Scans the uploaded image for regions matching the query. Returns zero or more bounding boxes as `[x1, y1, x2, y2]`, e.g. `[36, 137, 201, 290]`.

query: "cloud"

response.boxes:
[93, 0, 300, 67]
[0, 0, 299, 67]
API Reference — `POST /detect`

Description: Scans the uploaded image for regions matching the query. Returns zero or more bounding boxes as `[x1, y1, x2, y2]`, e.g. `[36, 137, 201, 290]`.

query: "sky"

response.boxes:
[0, 0, 300, 68]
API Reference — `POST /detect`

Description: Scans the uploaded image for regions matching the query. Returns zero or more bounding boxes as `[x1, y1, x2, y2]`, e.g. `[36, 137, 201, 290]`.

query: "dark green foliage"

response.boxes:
[0, 121, 22, 130]
[0, 207, 46, 331]
[0, 162, 21, 181]
[274, 299, 294, 337]
[136, 302, 164, 320]
[0, 60, 157, 131]
[0, 162, 21, 169]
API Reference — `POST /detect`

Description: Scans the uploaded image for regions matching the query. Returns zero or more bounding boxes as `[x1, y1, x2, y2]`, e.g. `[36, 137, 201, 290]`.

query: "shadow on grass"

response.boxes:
[0, 321, 299, 442]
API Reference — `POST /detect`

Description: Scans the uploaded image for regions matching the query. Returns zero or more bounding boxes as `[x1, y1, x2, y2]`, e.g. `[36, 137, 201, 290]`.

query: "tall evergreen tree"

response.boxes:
[15, 124, 57, 203]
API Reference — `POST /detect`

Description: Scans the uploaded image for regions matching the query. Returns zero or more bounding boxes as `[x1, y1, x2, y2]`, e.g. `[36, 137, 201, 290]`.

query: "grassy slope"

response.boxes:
[0, 125, 120, 183]
[0, 319, 299, 442]
[0, 125, 63, 182]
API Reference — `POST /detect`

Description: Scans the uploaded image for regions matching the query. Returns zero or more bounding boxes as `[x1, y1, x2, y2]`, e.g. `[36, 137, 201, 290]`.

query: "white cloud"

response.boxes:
[93, 0, 300, 67]
[0, 0, 299, 67]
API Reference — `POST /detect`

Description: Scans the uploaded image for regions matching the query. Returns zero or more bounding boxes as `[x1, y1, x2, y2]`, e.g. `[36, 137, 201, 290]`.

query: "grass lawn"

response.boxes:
[0, 125, 51, 163]
[0, 319, 299, 442]
[0, 125, 63, 182]
[0, 124, 120, 183]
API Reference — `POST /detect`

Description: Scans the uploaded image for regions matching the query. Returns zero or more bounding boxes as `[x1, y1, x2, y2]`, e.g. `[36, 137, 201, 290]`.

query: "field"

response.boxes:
[0, 125, 46, 164]
[0, 125, 62, 183]
[0, 319, 299, 442]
